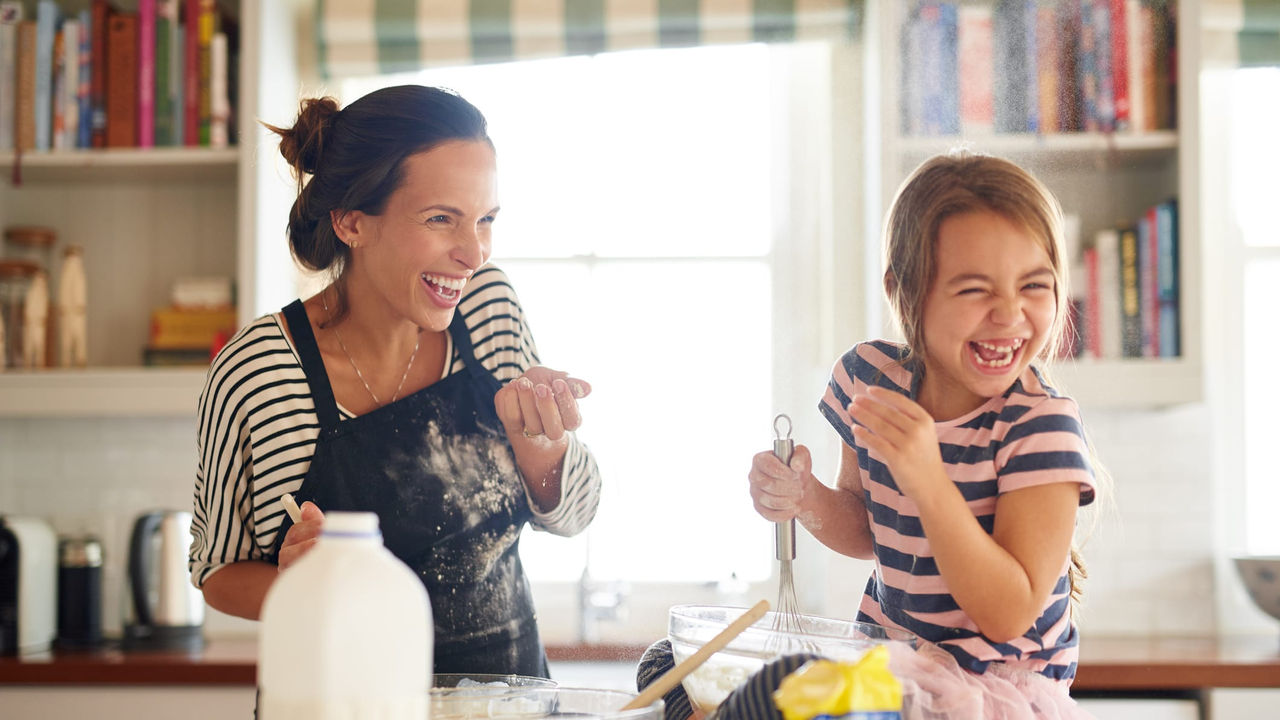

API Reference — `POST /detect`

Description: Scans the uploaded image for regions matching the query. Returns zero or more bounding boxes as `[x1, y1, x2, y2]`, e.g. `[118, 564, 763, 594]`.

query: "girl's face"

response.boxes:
[917, 210, 1058, 420]
[345, 139, 499, 330]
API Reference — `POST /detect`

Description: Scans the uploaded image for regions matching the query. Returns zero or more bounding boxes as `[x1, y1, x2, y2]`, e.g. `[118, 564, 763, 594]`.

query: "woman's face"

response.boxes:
[917, 210, 1058, 420]
[344, 139, 499, 330]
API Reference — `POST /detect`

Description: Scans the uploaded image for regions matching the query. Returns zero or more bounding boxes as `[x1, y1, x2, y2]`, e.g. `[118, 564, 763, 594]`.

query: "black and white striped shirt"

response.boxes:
[190, 265, 601, 586]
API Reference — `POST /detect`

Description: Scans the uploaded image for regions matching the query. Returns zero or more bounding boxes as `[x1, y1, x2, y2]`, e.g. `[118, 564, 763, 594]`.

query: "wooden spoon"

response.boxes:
[620, 599, 771, 712]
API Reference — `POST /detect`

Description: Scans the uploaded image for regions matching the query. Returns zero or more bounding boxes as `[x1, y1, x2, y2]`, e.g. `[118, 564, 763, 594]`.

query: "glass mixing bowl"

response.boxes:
[430, 680, 661, 720]
[668, 604, 918, 713]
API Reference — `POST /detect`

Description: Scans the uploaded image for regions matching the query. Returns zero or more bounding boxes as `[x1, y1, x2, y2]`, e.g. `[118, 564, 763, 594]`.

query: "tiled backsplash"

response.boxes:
[0, 402, 1237, 640]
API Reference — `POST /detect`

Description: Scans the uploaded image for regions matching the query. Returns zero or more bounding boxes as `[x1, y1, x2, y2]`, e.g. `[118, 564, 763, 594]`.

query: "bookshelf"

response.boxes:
[865, 0, 1200, 410]
[0, 0, 296, 417]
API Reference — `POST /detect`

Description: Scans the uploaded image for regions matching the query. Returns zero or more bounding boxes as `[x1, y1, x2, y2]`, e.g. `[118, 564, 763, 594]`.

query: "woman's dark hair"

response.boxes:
[264, 85, 491, 293]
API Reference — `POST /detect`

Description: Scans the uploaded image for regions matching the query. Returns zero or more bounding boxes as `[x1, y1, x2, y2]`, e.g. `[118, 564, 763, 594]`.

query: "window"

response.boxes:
[1233, 68, 1280, 553]
[342, 43, 853, 638]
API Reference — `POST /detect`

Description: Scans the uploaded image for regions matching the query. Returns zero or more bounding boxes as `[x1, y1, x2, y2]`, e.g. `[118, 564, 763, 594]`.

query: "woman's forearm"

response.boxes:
[200, 561, 279, 621]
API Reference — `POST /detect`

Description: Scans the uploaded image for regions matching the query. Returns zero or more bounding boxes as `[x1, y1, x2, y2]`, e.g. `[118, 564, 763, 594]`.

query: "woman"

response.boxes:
[190, 85, 601, 677]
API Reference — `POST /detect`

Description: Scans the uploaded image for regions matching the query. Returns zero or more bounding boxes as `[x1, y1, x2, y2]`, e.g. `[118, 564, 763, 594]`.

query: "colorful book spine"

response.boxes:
[33, 0, 58, 151]
[1083, 243, 1102, 358]
[1091, 0, 1115, 131]
[154, 0, 176, 146]
[1119, 225, 1141, 357]
[1146, 204, 1167, 356]
[1156, 199, 1179, 356]
[1125, 0, 1144, 131]
[105, 12, 138, 148]
[1110, 0, 1130, 130]
[182, 0, 199, 145]
[1023, 0, 1039, 133]
[1096, 227, 1122, 359]
[992, 0, 1028, 133]
[51, 25, 64, 149]
[0, 2, 20, 151]
[1078, 0, 1098, 131]
[197, 0, 214, 146]
[58, 19, 78, 149]
[137, 0, 156, 147]
[76, 8, 91, 148]
[14, 19, 34, 151]
[1035, 0, 1059, 133]
[90, 0, 108, 147]
[957, 3, 993, 135]
[1055, 0, 1082, 131]
[210, 31, 227, 148]
[172, 16, 184, 145]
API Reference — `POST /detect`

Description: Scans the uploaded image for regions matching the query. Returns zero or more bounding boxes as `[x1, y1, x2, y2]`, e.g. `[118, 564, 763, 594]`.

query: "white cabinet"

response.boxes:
[864, 0, 1201, 409]
[0, 685, 256, 720]
[0, 0, 296, 417]
[1076, 696, 1200, 720]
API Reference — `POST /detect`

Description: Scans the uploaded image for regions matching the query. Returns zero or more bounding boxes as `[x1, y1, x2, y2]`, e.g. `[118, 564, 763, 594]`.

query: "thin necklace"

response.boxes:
[322, 290, 419, 406]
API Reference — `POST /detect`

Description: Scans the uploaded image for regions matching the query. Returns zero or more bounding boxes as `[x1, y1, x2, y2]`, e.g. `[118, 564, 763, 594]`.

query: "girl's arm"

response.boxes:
[749, 442, 875, 560]
[849, 386, 1081, 642]
[913, 475, 1079, 642]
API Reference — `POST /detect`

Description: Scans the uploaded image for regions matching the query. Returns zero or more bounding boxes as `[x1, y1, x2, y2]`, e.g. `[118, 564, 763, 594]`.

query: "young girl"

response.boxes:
[748, 151, 1097, 716]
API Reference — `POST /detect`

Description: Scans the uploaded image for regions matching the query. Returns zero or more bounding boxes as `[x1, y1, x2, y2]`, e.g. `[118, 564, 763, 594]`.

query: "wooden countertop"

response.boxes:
[2, 636, 1277, 690]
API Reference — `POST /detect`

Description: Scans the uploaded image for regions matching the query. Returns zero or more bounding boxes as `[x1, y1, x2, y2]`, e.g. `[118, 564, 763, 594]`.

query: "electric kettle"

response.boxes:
[122, 510, 204, 652]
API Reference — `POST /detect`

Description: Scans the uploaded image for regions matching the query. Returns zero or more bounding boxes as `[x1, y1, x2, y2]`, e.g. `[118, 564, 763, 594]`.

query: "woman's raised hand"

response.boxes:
[494, 366, 591, 445]
[278, 501, 325, 572]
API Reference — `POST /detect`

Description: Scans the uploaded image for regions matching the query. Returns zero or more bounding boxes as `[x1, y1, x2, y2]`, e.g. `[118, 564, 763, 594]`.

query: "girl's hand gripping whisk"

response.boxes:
[770, 414, 805, 639]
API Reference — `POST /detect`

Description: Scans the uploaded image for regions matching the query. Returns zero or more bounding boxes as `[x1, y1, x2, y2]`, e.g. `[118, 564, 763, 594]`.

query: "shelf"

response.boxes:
[0, 147, 240, 183]
[1051, 357, 1203, 409]
[895, 131, 1179, 166]
[0, 367, 208, 418]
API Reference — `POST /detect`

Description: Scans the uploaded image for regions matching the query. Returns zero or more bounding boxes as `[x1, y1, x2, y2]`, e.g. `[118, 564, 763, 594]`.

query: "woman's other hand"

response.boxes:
[748, 444, 815, 522]
[278, 501, 324, 572]
[494, 366, 591, 445]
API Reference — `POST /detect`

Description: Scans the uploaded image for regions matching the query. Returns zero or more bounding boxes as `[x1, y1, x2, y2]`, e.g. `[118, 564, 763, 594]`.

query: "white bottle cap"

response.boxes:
[321, 511, 381, 537]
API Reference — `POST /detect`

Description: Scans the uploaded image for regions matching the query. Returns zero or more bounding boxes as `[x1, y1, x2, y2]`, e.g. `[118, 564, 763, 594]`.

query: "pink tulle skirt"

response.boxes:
[888, 641, 1096, 720]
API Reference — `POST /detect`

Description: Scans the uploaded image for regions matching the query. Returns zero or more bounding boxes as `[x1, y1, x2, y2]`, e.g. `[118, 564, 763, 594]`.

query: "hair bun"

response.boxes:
[278, 96, 341, 175]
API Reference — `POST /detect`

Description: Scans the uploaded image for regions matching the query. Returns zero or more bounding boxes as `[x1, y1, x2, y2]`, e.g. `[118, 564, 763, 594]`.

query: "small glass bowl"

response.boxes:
[668, 604, 918, 713]
[431, 679, 661, 720]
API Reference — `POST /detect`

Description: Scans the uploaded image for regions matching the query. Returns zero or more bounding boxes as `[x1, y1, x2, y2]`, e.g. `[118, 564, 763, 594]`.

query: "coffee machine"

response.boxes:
[122, 510, 204, 652]
[0, 515, 57, 655]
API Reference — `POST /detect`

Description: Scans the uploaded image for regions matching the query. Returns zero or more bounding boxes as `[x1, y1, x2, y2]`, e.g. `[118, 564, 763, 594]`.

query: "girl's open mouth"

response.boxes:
[969, 338, 1024, 369]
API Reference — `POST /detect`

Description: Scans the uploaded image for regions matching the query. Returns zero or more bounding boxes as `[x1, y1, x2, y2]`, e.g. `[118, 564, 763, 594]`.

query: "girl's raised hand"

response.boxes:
[748, 443, 815, 522]
[847, 386, 947, 500]
[494, 366, 591, 447]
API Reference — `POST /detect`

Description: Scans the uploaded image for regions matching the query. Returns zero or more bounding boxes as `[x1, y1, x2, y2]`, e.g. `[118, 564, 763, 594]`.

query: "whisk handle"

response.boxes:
[773, 436, 796, 561]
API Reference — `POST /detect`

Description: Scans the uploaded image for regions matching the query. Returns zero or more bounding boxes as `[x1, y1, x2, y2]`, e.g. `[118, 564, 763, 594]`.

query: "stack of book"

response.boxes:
[0, 0, 237, 153]
[1075, 198, 1179, 360]
[144, 276, 235, 366]
[899, 0, 1177, 137]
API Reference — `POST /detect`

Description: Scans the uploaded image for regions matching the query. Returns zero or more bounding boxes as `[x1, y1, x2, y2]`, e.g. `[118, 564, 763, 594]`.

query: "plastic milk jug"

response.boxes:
[259, 511, 432, 719]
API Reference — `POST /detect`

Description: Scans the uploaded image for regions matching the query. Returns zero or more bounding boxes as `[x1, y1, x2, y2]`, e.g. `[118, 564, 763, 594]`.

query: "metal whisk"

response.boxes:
[768, 414, 805, 647]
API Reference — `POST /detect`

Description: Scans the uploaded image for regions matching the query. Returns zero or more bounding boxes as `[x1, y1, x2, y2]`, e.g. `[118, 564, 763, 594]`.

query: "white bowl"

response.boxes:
[668, 604, 917, 713]
[1234, 556, 1280, 622]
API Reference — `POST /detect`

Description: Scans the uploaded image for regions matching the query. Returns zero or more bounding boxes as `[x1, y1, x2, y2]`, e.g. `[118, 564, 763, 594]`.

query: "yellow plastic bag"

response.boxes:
[772, 646, 902, 720]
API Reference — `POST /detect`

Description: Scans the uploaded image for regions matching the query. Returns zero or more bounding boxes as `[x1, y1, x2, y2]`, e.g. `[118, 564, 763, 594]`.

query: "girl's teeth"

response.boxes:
[971, 339, 1022, 368]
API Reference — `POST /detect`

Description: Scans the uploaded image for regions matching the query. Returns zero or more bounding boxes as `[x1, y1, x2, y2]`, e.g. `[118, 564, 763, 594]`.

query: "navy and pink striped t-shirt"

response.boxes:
[819, 340, 1096, 682]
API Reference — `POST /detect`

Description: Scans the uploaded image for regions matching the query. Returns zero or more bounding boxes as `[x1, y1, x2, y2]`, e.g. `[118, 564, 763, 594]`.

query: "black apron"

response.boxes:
[272, 300, 548, 678]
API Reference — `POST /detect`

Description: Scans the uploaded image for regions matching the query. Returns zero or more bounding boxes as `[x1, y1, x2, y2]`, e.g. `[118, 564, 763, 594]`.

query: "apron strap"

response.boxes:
[282, 299, 341, 430]
[448, 307, 503, 392]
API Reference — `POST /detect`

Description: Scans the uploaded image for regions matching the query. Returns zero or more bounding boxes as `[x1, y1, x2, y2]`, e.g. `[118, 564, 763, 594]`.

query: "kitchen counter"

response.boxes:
[2, 636, 1278, 689]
